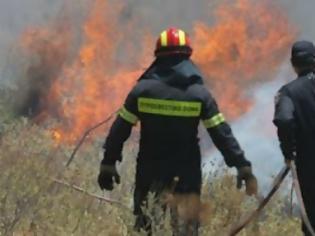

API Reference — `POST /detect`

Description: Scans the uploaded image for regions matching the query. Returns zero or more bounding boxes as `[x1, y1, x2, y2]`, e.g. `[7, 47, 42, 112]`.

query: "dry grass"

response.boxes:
[0, 118, 302, 236]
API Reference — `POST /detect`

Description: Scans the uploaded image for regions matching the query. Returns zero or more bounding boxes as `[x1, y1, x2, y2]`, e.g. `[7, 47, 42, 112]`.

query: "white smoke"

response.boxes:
[0, 0, 62, 77]
[280, 0, 315, 40]
[234, 64, 295, 188]
[202, 64, 296, 191]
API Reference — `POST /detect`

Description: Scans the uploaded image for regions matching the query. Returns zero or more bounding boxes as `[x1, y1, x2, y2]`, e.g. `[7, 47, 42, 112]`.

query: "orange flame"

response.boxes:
[19, 0, 295, 143]
[52, 130, 62, 143]
[193, 0, 295, 119]
[45, 0, 148, 141]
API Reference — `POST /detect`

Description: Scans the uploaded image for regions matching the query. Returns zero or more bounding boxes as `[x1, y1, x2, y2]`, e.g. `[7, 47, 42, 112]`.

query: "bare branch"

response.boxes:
[66, 110, 118, 168]
[51, 178, 131, 211]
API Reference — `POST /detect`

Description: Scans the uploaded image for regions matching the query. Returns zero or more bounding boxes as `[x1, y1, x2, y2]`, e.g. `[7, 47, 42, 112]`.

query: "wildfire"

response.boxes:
[52, 130, 62, 143]
[18, 0, 294, 143]
[193, 0, 294, 119]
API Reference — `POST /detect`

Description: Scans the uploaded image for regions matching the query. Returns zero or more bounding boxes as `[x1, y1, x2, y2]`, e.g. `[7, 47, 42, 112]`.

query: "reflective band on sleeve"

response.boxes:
[203, 113, 225, 128]
[178, 30, 186, 46]
[118, 106, 138, 125]
[138, 98, 201, 117]
[160, 31, 168, 46]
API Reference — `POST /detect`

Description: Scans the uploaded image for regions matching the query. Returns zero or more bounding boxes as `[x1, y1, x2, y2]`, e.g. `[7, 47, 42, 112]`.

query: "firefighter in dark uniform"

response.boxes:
[274, 40, 315, 236]
[98, 28, 258, 235]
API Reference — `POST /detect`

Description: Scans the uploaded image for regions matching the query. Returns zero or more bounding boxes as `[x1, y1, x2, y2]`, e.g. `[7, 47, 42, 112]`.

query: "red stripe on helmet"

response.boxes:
[167, 28, 180, 46]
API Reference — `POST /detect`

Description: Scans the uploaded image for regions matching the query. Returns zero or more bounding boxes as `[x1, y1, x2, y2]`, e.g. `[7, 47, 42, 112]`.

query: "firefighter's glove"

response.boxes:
[98, 164, 120, 191]
[237, 166, 258, 196]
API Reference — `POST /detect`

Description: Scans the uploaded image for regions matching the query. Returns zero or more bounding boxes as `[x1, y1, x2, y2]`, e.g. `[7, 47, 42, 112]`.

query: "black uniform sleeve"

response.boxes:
[102, 86, 140, 165]
[273, 88, 297, 160]
[201, 88, 251, 168]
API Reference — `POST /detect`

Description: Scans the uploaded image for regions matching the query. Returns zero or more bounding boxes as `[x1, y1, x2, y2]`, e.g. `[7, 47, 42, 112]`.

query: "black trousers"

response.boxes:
[297, 162, 315, 236]
[133, 160, 202, 233]
[300, 183, 315, 236]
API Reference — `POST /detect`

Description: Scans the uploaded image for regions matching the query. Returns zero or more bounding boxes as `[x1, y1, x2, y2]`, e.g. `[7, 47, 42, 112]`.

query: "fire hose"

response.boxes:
[229, 165, 290, 236]
[230, 162, 315, 236]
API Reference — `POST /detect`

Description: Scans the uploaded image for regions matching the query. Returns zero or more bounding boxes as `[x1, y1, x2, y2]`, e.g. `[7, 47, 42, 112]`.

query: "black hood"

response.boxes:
[139, 56, 204, 87]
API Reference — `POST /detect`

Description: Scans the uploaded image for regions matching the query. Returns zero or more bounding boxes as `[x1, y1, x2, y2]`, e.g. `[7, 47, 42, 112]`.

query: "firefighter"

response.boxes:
[274, 40, 315, 236]
[98, 28, 258, 235]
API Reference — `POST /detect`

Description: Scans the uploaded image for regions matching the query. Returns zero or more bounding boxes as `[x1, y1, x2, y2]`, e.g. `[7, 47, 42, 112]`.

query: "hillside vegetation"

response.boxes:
[0, 115, 302, 236]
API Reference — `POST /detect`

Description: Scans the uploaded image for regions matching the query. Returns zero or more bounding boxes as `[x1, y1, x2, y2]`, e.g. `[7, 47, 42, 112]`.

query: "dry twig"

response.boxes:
[51, 178, 130, 211]
[66, 110, 118, 167]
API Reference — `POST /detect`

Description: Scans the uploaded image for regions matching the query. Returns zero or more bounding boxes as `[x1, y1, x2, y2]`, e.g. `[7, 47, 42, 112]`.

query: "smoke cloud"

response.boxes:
[280, 0, 315, 40]
[0, 0, 62, 73]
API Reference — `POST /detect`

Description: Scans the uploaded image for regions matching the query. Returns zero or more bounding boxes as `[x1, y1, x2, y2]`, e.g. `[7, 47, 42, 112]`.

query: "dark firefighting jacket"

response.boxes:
[102, 57, 251, 181]
[274, 70, 315, 179]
